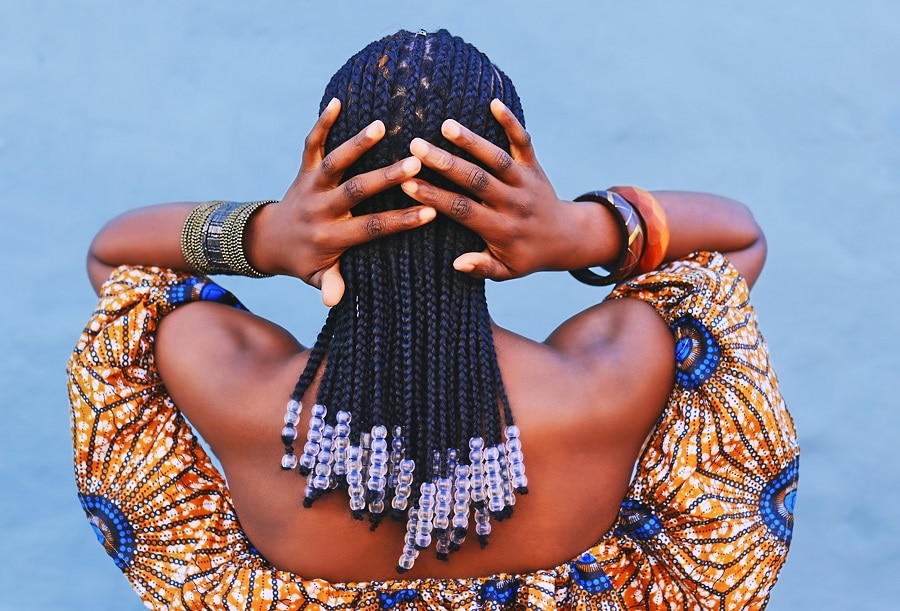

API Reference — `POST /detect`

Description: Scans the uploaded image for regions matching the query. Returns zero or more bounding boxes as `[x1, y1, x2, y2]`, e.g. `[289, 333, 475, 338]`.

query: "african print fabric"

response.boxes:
[67, 252, 798, 610]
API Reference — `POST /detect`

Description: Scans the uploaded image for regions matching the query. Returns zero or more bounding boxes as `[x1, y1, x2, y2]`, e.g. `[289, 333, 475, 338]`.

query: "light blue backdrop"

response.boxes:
[1, 1, 898, 609]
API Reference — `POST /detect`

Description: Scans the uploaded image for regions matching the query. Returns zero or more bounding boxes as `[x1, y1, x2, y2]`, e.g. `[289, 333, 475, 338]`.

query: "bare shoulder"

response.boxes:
[544, 297, 675, 435]
[155, 302, 306, 444]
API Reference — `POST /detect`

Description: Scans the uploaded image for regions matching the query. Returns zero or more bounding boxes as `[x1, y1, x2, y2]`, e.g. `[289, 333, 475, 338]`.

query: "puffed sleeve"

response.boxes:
[67, 266, 253, 608]
[563, 252, 799, 610]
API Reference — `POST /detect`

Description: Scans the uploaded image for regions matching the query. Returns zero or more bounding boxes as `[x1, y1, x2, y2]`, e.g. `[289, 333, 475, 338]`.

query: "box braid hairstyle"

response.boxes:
[277, 29, 529, 574]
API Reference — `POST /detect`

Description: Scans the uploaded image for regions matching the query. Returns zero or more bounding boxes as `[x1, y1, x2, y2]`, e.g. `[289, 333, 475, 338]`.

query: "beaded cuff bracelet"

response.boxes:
[181, 200, 276, 277]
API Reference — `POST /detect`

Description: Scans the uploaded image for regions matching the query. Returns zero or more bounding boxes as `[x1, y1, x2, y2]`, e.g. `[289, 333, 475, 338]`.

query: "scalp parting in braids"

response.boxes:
[277, 29, 529, 573]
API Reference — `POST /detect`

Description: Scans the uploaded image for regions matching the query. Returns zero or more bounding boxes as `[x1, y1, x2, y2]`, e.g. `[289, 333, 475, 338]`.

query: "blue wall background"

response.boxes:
[1, 1, 898, 609]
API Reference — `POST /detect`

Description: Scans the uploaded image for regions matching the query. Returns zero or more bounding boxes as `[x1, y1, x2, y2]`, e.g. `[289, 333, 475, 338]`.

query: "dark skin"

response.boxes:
[87, 99, 766, 582]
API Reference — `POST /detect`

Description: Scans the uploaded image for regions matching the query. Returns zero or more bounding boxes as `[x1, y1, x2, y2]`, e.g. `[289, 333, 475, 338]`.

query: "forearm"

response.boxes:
[651, 190, 766, 287]
[87, 202, 197, 294]
[574, 190, 766, 288]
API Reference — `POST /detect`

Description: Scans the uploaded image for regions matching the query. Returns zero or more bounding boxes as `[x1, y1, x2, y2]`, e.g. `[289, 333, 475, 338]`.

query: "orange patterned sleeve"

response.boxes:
[560, 252, 799, 610]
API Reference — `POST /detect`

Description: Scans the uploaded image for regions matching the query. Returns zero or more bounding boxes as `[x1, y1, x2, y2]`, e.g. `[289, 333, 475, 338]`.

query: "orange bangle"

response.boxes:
[609, 186, 669, 274]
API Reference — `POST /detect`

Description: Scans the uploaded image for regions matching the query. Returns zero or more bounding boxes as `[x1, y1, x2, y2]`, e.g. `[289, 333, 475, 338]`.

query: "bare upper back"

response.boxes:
[155, 293, 674, 581]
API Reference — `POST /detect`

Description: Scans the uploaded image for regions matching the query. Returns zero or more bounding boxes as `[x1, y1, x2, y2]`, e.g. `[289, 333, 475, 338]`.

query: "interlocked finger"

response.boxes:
[400, 179, 500, 237]
[409, 138, 512, 204]
[329, 157, 422, 214]
[338, 206, 436, 249]
[441, 119, 516, 179]
[316, 120, 386, 184]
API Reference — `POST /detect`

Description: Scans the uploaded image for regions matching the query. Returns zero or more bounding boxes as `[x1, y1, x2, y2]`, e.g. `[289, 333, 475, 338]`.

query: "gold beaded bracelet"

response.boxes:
[180, 200, 277, 277]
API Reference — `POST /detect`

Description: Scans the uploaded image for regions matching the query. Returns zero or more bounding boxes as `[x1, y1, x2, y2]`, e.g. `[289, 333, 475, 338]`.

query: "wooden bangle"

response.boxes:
[609, 186, 669, 274]
[569, 191, 645, 286]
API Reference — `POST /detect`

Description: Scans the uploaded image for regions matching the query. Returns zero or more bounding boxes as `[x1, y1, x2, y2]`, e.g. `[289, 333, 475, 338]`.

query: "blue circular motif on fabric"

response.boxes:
[759, 457, 799, 543]
[671, 314, 721, 389]
[165, 278, 201, 306]
[78, 493, 137, 569]
[199, 282, 228, 302]
[572, 552, 612, 595]
[379, 588, 418, 608]
[479, 577, 520, 605]
[614, 499, 662, 540]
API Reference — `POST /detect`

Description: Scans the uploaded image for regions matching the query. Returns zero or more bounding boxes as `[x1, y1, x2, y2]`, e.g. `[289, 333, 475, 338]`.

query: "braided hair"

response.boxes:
[278, 29, 528, 573]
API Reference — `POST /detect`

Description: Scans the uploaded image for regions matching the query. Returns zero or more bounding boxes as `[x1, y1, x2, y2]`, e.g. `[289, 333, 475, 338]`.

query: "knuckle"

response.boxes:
[365, 215, 386, 237]
[467, 168, 489, 192]
[494, 150, 513, 172]
[320, 154, 338, 176]
[449, 196, 473, 220]
[344, 177, 365, 201]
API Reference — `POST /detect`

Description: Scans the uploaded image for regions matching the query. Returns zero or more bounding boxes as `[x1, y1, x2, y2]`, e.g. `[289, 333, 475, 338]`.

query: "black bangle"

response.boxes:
[568, 190, 645, 286]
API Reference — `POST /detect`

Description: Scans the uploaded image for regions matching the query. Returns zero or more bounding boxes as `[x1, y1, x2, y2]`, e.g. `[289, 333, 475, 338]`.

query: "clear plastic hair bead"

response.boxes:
[389, 426, 404, 490]
[281, 425, 298, 445]
[312, 425, 335, 491]
[415, 482, 437, 549]
[366, 425, 389, 514]
[436, 534, 450, 560]
[346, 445, 365, 519]
[397, 507, 421, 573]
[433, 475, 452, 534]
[299, 404, 327, 476]
[279, 399, 303, 469]
[484, 446, 506, 515]
[332, 411, 351, 477]
[451, 463, 471, 530]
[498, 445, 515, 509]
[475, 506, 492, 547]
[392, 458, 416, 515]
[280, 452, 298, 470]
[468, 437, 487, 506]
[505, 425, 528, 493]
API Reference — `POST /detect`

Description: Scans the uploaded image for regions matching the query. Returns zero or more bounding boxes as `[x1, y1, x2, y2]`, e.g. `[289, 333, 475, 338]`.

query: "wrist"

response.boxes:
[564, 197, 625, 271]
[244, 201, 281, 276]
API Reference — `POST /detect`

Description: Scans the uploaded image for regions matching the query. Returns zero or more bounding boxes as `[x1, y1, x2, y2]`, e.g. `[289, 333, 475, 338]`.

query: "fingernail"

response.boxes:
[442, 120, 461, 138]
[401, 180, 418, 194]
[419, 207, 436, 221]
[409, 138, 427, 156]
[491, 99, 508, 113]
[454, 261, 475, 273]
[365, 120, 383, 139]
[327, 97, 340, 111]
[401, 157, 419, 173]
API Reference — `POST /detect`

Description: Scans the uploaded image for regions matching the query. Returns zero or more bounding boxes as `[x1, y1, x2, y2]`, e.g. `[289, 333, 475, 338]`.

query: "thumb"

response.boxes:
[453, 251, 511, 280]
[320, 262, 345, 307]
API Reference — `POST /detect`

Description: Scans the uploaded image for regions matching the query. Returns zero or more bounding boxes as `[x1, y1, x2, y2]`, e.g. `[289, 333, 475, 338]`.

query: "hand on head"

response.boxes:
[282, 97, 578, 305]
[402, 99, 581, 280]
[270, 98, 436, 306]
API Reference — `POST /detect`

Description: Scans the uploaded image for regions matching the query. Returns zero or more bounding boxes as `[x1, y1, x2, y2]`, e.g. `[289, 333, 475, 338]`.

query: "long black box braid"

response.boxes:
[281, 30, 528, 572]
